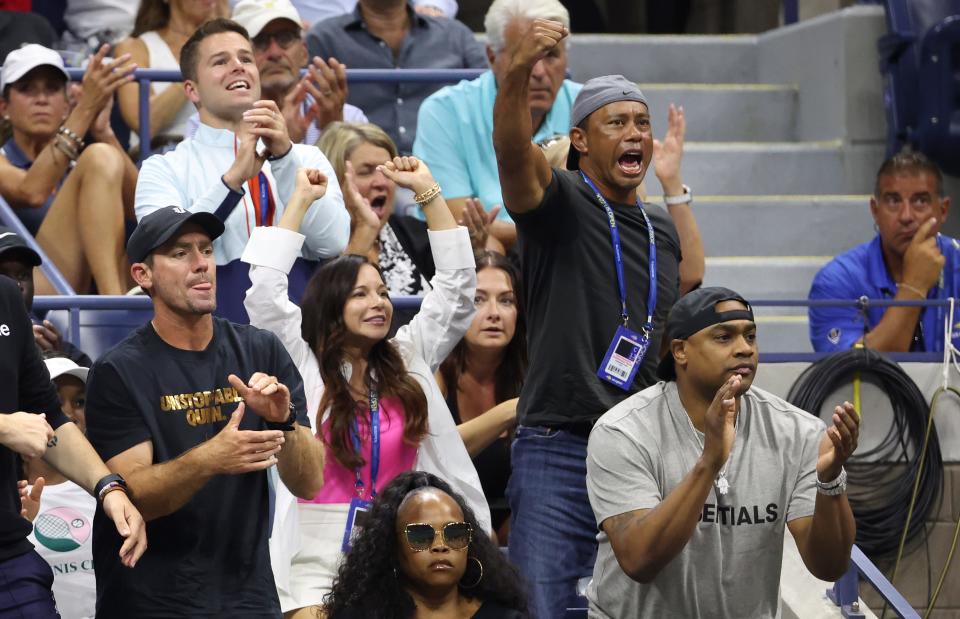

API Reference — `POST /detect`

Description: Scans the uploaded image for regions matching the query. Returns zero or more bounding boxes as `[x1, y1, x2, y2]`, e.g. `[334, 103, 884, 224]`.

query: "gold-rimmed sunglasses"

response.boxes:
[402, 521, 473, 552]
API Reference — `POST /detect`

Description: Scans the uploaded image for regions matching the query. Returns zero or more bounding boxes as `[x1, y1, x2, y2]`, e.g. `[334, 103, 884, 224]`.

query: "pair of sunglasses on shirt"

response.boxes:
[403, 522, 473, 552]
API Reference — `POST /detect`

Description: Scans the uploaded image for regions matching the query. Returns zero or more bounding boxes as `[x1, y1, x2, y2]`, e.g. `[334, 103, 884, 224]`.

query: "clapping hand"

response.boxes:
[459, 198, 500, 252]
[817, 402, 859, 482]
[343, 161, 381, 230]
[77, 44, 136, 118]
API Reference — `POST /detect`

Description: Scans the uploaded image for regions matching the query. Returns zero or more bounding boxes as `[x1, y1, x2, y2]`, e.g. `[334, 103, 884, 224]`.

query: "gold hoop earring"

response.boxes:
[460, 556, 483, 589]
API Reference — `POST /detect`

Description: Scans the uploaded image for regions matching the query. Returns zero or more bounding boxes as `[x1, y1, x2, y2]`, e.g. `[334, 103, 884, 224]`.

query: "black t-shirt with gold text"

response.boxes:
[85, 318, 309, 618]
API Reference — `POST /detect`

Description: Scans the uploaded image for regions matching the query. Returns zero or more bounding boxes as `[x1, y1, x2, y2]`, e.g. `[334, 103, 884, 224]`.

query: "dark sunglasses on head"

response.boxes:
[252, 30, 301, 51]
[403, 521, 473, 552]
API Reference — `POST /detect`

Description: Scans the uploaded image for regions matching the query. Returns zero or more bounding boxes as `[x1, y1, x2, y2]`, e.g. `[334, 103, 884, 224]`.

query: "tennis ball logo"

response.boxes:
[34, 507, 91, 552]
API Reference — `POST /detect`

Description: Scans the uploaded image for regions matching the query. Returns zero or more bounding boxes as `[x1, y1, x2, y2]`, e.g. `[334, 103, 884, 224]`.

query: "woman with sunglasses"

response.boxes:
[242, 158, 489, 618]
[325, 471, 527, 619]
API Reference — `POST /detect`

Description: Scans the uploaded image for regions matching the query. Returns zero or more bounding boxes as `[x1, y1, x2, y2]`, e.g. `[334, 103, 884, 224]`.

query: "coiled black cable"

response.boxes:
[786, 347, 943, 561]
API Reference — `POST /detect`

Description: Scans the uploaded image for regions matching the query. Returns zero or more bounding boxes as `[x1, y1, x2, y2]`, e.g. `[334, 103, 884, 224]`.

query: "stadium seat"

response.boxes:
[878, 0, 960, 175]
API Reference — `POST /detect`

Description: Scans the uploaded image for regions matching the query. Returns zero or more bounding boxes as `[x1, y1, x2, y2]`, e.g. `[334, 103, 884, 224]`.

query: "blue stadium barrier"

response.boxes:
[63, 67, 486, 161]
[0, 196, 75, 295]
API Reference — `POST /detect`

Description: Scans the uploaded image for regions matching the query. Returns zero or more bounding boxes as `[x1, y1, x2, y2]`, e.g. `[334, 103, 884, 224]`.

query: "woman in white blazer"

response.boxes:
[241, 157, 490, 619]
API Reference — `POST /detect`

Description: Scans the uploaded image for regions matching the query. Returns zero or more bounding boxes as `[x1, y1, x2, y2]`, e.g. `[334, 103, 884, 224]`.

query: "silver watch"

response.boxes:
[816, 467, 847, 496]
[663, 184, 692, 206]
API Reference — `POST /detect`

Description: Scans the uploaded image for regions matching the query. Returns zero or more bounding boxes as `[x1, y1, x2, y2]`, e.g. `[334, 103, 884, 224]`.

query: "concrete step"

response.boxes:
[642, 83, 798, 142]
[568, 34, 759, 84]
[645, 140, 885, 195]
[703, 256, 829, 309]
[647, 195, 873, 257]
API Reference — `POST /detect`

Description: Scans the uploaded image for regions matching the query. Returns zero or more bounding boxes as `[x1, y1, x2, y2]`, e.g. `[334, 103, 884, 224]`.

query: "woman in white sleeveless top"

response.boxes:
[114, 0, 225, 152]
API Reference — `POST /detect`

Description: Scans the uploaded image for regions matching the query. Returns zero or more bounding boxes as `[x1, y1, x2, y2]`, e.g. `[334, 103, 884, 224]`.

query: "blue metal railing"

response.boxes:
[0, 197, 75, 295]
[63, 67, 486, 161]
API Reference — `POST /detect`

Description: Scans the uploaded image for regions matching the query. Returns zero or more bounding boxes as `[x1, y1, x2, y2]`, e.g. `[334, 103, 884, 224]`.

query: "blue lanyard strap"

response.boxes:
[579, 171, 658, 332]
[350, 388, 380, 498]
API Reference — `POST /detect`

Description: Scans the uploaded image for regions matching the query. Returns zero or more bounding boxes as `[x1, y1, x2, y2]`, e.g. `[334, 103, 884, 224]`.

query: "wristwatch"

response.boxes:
[265, 402, 297, 432]
[816, 468, 847, 496]
[663, 184, 693, 206]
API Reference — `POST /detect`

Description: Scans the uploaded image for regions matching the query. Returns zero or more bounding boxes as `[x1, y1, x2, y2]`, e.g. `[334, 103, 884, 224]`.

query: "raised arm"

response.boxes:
[597, 376, 740, 583]
[653, 104, 703, 294]
[492, 19, 567, 215]
[787, 402, 858, 581]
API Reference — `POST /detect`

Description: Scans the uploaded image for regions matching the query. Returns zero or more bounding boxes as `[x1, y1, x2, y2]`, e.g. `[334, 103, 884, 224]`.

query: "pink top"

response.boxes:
[301, 396, 418, 504]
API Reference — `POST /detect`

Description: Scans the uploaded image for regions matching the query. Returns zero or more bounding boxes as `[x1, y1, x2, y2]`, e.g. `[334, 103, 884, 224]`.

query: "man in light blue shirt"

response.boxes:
[135, 19, 349, 324]
[413, 0, 580, 242]
[809, 152, 959, 353]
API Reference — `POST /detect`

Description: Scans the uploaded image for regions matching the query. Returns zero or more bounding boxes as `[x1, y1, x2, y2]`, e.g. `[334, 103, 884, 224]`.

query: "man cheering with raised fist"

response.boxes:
[492, 17, 703, 618]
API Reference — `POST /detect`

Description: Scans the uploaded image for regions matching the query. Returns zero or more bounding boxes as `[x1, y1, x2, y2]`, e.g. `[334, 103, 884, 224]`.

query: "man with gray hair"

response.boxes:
[413, 0, 580, 247]
[492, 19, 703, 618]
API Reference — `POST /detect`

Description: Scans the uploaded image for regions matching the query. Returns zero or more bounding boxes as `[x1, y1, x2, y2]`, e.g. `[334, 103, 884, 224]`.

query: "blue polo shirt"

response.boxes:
[808, 234, 960, 352]
[413, 70, 582, 222]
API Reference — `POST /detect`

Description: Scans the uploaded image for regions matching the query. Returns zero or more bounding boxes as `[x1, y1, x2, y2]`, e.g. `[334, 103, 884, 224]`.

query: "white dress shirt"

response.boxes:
[135, 123, 350, 265]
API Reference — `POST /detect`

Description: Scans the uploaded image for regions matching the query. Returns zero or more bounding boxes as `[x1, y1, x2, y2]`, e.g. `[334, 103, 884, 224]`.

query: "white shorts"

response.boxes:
[278, 503, 350, 613]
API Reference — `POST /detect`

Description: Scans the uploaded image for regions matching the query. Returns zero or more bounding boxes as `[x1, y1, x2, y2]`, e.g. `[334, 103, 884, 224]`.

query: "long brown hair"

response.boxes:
[301, 255, 428, 469]
[439, 252, 527, 403]
[131, 0, 171, 37]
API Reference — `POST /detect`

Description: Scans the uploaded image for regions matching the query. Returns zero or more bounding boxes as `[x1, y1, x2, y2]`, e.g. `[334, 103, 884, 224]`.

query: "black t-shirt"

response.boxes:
[0, 275, 67, 561]
[85, 317, 309, 618]
[511, 169, 682, 426]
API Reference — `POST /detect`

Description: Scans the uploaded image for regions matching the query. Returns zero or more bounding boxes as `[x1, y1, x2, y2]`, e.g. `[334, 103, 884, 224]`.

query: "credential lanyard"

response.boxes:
[350, 389, 380, 499]
[579, 171, 657, 333]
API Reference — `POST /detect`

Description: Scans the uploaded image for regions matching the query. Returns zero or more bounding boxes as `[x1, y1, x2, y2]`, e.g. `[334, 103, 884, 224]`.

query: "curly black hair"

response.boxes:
[323, 471, 528, 618]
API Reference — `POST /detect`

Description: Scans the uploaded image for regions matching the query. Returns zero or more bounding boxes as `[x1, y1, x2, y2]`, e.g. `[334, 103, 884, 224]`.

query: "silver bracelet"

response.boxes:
[816, 467, 847, 496]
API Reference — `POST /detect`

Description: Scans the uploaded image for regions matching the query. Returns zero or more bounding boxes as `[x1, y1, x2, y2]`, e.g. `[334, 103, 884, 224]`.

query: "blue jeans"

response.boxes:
[507, 426, 597, 619]
[0, 549, 59, 618]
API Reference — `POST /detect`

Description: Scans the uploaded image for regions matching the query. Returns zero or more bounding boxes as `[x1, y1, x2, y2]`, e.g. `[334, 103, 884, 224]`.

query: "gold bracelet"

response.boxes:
[897, 282, 927, 299]
[414, 183, 442, 207]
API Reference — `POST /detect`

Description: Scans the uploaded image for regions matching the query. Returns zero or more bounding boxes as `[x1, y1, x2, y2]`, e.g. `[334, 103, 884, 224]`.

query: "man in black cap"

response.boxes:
[0, 226, 92, 366]
[586, 287, 858, 618]
[491, 17, 704, 617]
[84, 205, 325, 617]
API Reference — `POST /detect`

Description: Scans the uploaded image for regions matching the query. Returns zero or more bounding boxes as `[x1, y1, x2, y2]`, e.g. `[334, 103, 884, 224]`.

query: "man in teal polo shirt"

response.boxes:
[809, 152, 959, 353]
[412, 0, 580, 247]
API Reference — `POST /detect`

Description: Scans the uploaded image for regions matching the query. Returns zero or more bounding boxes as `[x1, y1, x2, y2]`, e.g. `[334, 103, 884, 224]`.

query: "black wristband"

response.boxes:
[94, 473, 127, 502]
[265, 403, 297, 432]
[267, 142, 294, 162]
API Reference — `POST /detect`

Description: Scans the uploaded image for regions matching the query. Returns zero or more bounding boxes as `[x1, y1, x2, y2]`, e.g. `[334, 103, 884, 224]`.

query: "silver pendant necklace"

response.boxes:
[686, 411, 738, 496]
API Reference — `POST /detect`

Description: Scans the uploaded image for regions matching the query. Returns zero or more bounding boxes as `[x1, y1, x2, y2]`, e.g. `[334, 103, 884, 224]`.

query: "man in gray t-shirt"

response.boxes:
[586, 287, 859, 619]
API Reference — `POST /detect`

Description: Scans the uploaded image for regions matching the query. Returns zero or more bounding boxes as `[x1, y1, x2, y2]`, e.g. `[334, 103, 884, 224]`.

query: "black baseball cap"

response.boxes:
[126, 207, 225, 263]
[0, 226, 42, 266]
[656, 287, 755, 381]
[567, 74, 649, 171]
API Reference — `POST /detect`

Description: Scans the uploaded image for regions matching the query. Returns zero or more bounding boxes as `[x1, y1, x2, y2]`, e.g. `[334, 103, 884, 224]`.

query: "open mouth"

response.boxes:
[226, 79, 251, 91]
[370, 195, 387, 217]
[363, 315, 386, 325]
[617, 151, 644, 175]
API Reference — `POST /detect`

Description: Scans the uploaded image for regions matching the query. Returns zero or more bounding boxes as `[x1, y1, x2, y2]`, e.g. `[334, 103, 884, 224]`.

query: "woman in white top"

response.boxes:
[114, 0, 225, 151]
[241, 158, 489, 618]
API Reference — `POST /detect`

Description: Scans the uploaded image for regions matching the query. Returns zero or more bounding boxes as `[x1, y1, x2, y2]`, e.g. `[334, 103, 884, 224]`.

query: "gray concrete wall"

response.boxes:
[756, 5, 888, 143]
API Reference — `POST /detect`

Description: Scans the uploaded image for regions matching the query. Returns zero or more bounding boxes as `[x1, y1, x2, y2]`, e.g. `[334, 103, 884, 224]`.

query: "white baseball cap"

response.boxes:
[1, 44, 70, 92]
[233, 0, 302, 40]
[44, 357, 89, 384]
